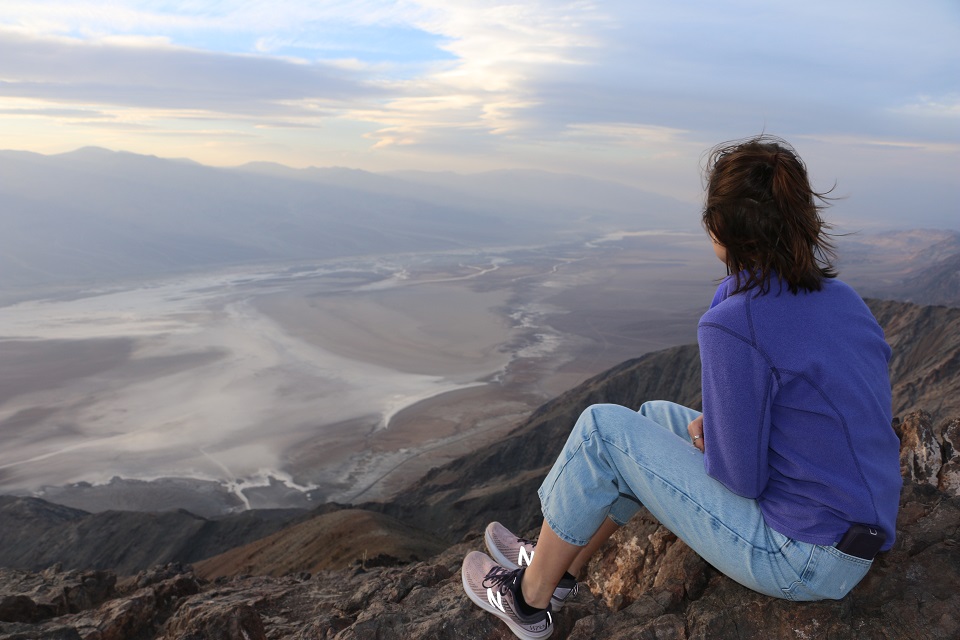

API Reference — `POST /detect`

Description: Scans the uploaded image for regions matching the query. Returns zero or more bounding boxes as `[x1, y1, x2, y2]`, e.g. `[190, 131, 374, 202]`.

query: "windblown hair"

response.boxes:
[702, 135, 837, 295]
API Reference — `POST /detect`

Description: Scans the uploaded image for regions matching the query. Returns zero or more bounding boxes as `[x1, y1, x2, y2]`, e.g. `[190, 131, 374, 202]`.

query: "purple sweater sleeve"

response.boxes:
[698, 322, 775, 498]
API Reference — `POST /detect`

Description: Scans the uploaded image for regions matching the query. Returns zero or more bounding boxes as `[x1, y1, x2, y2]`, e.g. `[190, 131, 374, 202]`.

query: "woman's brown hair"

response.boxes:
[702, 135, 837, 295]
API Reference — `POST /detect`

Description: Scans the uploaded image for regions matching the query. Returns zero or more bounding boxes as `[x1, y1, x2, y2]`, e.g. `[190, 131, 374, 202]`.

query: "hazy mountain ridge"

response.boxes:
[0, 494, 317, 575]
[235, 162, 692, 226]
[0, 148, 693, 292]
[841, 229, 960, 307]
[3, 145, 953, 305]
[869, 299, 960, 422]
[0, 148, 498, 288]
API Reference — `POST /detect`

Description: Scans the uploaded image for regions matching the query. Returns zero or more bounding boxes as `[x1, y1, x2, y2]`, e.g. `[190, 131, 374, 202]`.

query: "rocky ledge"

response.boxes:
[1, 410, 957, 640]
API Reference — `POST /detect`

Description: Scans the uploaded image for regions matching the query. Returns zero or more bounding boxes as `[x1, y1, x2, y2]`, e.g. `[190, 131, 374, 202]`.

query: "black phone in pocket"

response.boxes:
[836, 524, 886, 560]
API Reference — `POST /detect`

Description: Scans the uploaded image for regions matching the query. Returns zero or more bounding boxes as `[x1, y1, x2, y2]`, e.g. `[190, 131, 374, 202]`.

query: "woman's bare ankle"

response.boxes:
[520, 569, 553, 610]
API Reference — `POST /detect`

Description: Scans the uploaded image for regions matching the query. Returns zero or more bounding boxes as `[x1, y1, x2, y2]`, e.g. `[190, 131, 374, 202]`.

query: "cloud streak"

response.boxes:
[0, 29, 381, 116]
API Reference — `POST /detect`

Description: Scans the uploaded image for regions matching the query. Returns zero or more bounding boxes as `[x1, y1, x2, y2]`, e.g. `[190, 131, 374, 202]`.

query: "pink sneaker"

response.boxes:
[484, 521, 579, 610]
[461, 550, 553, 639]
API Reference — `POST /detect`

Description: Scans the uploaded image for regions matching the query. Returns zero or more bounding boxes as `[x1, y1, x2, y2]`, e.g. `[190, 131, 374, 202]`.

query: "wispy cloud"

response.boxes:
[892, 94, 960, 119]
[0, 29, 380, 114]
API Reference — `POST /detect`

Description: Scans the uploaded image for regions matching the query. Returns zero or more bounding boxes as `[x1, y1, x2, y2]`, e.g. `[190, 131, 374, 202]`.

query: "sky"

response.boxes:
[0, 0, 958, 226]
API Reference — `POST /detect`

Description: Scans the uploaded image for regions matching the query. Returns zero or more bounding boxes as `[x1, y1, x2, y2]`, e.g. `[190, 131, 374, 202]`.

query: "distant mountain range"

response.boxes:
[0, 148, 694, 292]
[2, 146, 957, 307]
[841, 229, 960, 308]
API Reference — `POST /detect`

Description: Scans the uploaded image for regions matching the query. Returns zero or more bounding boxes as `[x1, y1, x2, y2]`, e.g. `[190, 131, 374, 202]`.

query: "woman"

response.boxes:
[461, 135, 902, 640]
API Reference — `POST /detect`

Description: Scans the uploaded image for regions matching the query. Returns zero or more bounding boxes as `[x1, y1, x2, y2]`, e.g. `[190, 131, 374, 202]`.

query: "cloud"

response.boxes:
[796, 133, 960, 155]
[333, 2, 611, 148]
[0, 29, 383, 117]
[3, 1, 957, 147]
[496, 1, 960, 144]
[0, 1, 445, 63]
[561, 123, 690, 149]
[892, 94, 960, 120]
[0, 106, 112, 119]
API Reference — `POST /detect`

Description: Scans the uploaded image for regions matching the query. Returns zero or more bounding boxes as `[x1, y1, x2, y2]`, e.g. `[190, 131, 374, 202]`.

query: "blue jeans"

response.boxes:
[537, 401, 873, 601]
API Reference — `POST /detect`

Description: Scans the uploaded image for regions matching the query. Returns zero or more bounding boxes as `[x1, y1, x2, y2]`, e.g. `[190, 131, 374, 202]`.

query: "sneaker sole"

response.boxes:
[460, 563, 553, 640]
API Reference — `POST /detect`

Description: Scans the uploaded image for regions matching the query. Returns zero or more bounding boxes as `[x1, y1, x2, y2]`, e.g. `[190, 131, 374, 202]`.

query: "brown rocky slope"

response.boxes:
[193, 509, 447, 579]
[0, 499, 314, 575]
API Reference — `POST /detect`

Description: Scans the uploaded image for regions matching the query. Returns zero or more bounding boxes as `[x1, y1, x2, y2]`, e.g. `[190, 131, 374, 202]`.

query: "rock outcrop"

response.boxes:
[868, 299, 960, 423]
[571, 410, 959, 640]
[0, 567, 116, 624]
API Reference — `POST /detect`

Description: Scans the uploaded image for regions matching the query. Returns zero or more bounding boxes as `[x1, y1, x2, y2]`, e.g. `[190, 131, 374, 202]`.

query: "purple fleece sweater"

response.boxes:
[698, 276, 901, 550]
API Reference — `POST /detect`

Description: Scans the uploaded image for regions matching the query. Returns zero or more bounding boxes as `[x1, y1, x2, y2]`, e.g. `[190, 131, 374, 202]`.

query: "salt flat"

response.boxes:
[0, 233, 719, 513]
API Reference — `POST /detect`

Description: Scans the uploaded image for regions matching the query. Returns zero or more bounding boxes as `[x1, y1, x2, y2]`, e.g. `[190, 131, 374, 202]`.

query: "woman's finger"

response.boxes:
[688, 415, 705, 452]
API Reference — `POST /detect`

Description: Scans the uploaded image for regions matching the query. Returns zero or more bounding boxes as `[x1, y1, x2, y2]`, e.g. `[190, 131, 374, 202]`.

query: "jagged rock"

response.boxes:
[164, 573, 372, 640]
[0, 566, 200, 640]
[302, 541, 603, 640]
[894, 411, 943, 484]
[163, 602, 266, 640]
[567, 469, 960, 640]
[74, 589, 164, 640]
[126, 564, 193, 592]
[893, 410, 960, 499]
[0, 568, 116, 623]
[0, 623, 82, 640]
[939, 418, 960, 495]
[0, 597, 46, 625]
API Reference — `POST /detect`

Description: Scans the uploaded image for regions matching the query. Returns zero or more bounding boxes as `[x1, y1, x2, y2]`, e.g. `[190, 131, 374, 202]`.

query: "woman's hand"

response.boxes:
[687, 415, 705, 453]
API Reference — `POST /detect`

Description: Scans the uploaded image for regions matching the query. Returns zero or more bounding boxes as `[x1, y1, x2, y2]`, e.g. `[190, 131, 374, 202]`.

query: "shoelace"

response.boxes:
[482, 565, 522, 594]
[482, 565, 553, 625]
